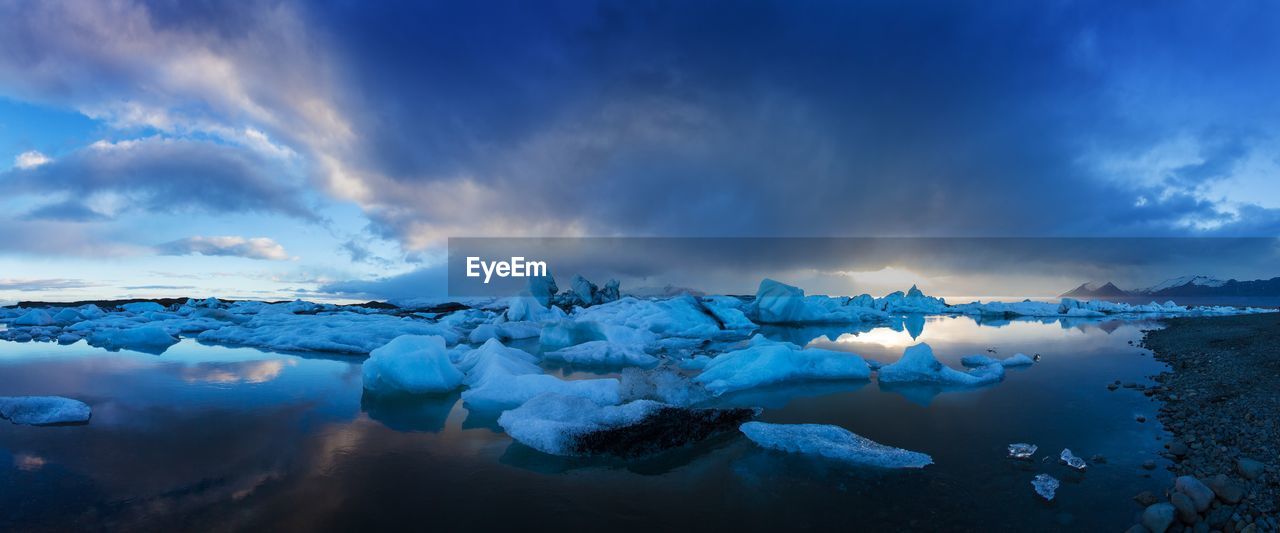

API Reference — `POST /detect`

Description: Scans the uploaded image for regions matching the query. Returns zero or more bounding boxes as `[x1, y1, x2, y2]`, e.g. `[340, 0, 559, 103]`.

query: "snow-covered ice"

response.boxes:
[86, 325, 179, 354]
[542, 340, 659, 367]
[199, 312, 459, 354]
[362, 335, 463, 395]
[13, 309, 54, 326]
[497, 393, 664, 455]
[961, 353, 1035, 368]
[1032, 473, 1060, 500]
[461, 373, 620, 409]
[739, 421, 933, 468]
[877, 343, 1005, 386]
[0, 396, 92, 425]
[121, 301, 166, 314]
[694, 335, 870, 395]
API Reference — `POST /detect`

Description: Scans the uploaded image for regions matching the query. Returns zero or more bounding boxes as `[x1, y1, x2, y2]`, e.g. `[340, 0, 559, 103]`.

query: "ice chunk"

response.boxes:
[739, 422, 932, 468]
[121, 301, 165, 313]
[86, 325, 180, 354]
[754, 278, 807, 323]
[197, 312, 459, 354]
[543, 340, 659, 367]
[461, 373, 620, 409]
[12, 309, 54, 326]
[619, 367, 710, 406]
[539, 319, 608, 350]
[961, 352, 1036, 368]
[572, 295, 724, 339]
[678, 355, 714, 370]
[52, 308, 84, 324]
[1008, 443, 1038, 459]
[1059, 448, 1087, 470]
[456, 338, 541, 386]
[701, 296, 758, 331]
[1032, 473, 1059, 500]
[77, 304, 106, 319]
[877, 343, 1005, 386]
[694, 335, 870, 395]
[498, 393, 753, 457]
[0, 396, 91, 425]
[362, 335, 463, 395]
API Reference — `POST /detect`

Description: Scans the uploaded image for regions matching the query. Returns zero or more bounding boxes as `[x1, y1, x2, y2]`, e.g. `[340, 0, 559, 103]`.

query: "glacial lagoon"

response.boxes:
[0, 314, 1176, 531]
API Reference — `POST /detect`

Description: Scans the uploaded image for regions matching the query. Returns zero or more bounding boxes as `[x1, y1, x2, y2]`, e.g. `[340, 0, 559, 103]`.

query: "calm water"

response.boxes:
[1, 315, 1174, 531]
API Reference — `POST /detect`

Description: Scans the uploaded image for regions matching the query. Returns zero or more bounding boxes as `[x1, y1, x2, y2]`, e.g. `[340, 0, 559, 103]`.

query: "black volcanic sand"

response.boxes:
[1139, 313, 1280, 533]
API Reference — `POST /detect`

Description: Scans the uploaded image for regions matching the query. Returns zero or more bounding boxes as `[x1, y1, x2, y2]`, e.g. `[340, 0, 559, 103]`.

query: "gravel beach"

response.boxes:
[1137, 313, 1280, 533]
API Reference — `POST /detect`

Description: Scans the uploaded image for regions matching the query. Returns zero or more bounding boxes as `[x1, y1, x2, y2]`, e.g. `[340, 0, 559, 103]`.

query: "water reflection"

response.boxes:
[0, 315, 1176, 531]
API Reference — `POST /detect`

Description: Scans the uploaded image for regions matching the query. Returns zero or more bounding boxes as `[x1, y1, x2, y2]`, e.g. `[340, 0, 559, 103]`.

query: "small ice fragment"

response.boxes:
[1032, 473, 1060, 500]
[0, 396, 92, 425]
[1059, 448, 1087, 470]
[739, 422, 933, 468]
[1008, 443, 1038, 459]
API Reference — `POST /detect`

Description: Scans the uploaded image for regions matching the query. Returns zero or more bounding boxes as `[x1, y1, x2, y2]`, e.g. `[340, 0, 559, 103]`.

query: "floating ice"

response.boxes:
[877, 343, 1005, 386]
[361, 335, 463, 395]
[121, 301, 165, 314]
[12, 309, 54, 326]
[1059, 448, 1087, 470]
[542, 340, 659, 367]
[961, 353, 1036, 368]
[572, 295, 725, 339]
[694, 335, 870, 395]
[752, 279, 887, 324]
[456, 338, 541, 387]
[497, 393, 664, 455]
[461, 373, 620, 409]
[0, 396, 91, 425]
[86, 325, 179, 354]
[700, 296, 758, 331]
[1032, 473, 1060, 500]
[739, 422, 933, 468]
[1008, 443, 1038, 459]
[619, 367, 710, 406]
[198, 312, 459, 354]
[497, 392, 752, 457]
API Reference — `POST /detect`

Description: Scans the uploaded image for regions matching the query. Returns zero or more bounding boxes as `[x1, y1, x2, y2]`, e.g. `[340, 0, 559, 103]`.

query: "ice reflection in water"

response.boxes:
[1, 315, 1174, 531]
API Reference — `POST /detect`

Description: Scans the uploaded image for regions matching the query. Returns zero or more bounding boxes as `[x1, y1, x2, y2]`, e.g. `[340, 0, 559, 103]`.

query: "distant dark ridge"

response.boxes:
[1144, 276, 1280, 297]
[1060, 281, 1130, 299]
[5, 298, 401, 310]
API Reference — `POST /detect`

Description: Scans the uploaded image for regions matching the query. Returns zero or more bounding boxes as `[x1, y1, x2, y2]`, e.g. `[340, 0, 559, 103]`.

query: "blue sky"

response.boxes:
[1, 0, 1278, 302]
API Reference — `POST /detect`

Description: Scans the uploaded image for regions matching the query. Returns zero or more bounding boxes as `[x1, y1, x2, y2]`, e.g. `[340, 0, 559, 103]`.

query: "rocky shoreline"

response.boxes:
[1133, 313, 1279, 533]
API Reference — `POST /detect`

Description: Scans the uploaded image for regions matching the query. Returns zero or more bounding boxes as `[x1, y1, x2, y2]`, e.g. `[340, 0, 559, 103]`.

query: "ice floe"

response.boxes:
[694, 335, 870, 395]
[1007, 443, 1038, 459]
[362, 335, 463, 395]
[498, 392, 754, 456]
[739, 421, 932, 468]
[543, 340, 659, 367]
[86, 325, 179, 354]
[960, 353, 1035, 368]
[199, 312, 459, 354]
[877, 343, 1005, 386]
[1032, 473, 1060, 500]
[0, 396, 92, 425]
[1059, 448, 1087, 470]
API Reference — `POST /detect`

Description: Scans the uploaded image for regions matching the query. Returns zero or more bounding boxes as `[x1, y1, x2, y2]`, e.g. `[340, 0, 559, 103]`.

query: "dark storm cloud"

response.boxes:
[309, 0, 1280, 242]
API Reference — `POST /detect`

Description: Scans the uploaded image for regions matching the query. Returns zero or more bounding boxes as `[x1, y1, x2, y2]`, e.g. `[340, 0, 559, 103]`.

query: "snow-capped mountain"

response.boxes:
[1061, 275, 1280, 299]
[1135, 275, 1226, 295]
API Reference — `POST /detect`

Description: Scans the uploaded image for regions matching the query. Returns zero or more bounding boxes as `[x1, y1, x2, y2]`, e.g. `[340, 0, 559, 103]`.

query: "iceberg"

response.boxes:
[12, 309, 54, 326]
[542, 340, 659, 367]
[461, 373, 620, 409]
[694, 335, 870, 395]
[960, 353, 1036, 368]
[361, 335, 463, 395]
[619, 367, 710, 406]
[121, 301, 166, 314]
[572, 295, 726, 339]
[1032, 473, 1060, 500]
[877, 343, 1005, 386]
[85, 325, 179, 354]
[0, 396, 92, 425]
[739, 422, 932, 468]
[498, 393, 754, 457]
[752, 279, 887, 324]
[197, 312, 459, 354]
[456, 338, 541, 386]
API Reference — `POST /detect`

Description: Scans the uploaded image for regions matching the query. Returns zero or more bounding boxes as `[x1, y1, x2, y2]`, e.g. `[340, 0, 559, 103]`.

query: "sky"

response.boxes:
[1, 0, 1278, 303]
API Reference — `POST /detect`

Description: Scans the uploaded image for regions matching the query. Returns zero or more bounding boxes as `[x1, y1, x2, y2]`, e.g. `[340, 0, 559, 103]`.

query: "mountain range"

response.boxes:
[1061, 275, 1280, 298]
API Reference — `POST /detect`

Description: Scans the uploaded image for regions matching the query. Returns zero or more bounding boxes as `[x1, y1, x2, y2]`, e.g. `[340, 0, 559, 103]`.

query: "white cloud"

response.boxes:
[156, 236, 293, 261]
[14, 150, 50, 169]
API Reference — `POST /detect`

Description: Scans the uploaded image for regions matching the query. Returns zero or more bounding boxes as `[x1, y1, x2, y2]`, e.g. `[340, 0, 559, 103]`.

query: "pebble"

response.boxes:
[1172, 492, 1200, 524]
[1176, 476, 1216, 512]
[1143, 503, 1177, 533]
[1237, 458, 1265, 480]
